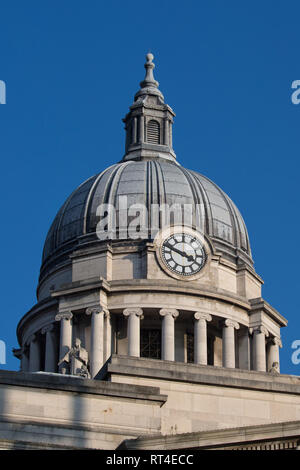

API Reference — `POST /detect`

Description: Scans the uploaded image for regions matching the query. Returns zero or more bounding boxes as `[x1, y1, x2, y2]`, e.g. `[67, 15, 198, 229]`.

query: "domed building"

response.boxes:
[2, 54, 300, 450]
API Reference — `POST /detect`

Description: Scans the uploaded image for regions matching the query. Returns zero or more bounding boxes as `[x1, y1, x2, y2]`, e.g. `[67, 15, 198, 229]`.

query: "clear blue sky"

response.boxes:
[0, 1, 299, 374]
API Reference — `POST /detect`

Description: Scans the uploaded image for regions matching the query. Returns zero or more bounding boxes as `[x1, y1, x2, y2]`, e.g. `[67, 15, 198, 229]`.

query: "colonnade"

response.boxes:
[21, 308, 282, 377]
[121, 308, 281, 372]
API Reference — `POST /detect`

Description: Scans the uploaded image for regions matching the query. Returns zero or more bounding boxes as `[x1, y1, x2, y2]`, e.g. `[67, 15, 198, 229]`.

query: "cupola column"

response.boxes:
[86, 307, 105, 378]
[42, 324, 57, 373]
[164, 119, 169, 146]
[169, 122, 173, 148]
[123, 308, 143, 357]
[253, 326, 269, 372]
[159, 309, 179, 361]
[104, 311, 112, 361]
[194, 312, 212, 365]
[267, 336, 281, 373]
[132, 117, 138, 144]
[27, 334, 41, 372]
[222, 319, 239, 368]
[55, 312, 73, 373]
[139, 115, 144, 144]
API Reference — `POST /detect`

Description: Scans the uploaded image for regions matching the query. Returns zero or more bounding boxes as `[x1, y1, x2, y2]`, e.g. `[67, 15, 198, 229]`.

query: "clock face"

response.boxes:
[161, 232, 206, 277]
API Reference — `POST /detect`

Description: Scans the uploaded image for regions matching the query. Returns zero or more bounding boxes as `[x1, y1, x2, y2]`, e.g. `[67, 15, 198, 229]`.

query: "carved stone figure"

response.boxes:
[58, 339, 90, 378]
[269, 362, 280, 375]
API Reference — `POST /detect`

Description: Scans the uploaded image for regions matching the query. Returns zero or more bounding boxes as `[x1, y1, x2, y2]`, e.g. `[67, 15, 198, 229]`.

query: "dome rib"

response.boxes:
[179, 166, 209, 234]
[83, 165, 117, 235]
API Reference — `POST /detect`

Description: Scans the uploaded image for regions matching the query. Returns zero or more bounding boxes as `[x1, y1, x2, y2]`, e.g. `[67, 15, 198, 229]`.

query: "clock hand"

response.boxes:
[164, 243, 195, 261]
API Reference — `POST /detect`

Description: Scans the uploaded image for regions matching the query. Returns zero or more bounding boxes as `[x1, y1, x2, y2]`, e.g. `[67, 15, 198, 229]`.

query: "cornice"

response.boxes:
[250, 298, 287, 327]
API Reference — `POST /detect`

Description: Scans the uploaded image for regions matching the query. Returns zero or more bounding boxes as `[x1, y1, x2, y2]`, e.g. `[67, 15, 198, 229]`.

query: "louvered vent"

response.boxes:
[147, 120, 160, 144]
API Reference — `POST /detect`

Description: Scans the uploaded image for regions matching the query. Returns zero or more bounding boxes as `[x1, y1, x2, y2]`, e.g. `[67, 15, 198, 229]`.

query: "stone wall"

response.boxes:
[0, 370, 166, 450]
[104, 355, 300, 436]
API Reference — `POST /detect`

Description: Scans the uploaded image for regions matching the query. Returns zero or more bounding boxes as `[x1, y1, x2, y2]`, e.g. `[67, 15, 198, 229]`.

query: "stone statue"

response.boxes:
[58, 339, 90, 378]
[269, 361, 280, 375]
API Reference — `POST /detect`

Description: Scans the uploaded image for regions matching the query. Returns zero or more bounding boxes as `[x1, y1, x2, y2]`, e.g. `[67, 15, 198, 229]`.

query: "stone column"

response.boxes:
[164, 119, 169, 146]
[55, 311, 73, 373]
[86, 306, 105, 378]
[27, 334, 41, 372]
[139, 115, 144, 143]
[21, 346, 29, 372]
[159, 309, 179, 361]
[169, 122, 173, 148]
[222, 319, 239, 368]
[132, 117, 138, 144]
[238, 328, 251, 370]
[104, 311, 112, 361]
[41, 324, 57, 373]
[267, 336, 281, 373]
[194, 312, 212, 365]
[253, 326, 268, 372]
[123, 308, 143, 357]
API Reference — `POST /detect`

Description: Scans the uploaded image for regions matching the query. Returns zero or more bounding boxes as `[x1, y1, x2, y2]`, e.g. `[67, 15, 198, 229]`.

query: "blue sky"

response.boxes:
[0, 1, 300, 373]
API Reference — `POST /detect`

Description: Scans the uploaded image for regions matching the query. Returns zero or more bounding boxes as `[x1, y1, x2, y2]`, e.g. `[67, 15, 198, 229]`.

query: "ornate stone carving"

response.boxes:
[268, 362, 280, 374]
[55, 312, 73, 322]
[253, 325, 269, 337]
[271, 336, 282, 348]
[159, 308, 179, 319]
[194, 312, 212, 322]
[58, 338, 90, 378]
[26, 334, 37, 345]
[224, 319, 240, 330]
[123, 308, 143, 317]
[86, 306, 104, 316]
[41, 324, 54, 335]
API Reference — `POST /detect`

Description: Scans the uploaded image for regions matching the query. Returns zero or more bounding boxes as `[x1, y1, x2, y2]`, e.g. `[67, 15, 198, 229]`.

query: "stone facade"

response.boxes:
[0, 357, 300, 449]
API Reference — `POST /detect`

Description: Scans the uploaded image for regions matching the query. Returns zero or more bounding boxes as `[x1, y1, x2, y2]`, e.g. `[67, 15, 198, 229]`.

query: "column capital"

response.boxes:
[104, 310, 111, 320]
[26, 334, 37, 346]
[159, 308, 179, 319]
[41, 324, 54, 335]
[55, 311, 73, 321]
[224, 318, 240, 330]
[86, 306, 104, 316]
[253, 325, 269, 337]
[123, 308, 143, 318]
[194, 312, 212, 322]
[270, 336, 282, 347]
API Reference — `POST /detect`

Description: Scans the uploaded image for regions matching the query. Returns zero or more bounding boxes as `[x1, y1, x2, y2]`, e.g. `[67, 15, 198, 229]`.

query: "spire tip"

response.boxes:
[146, 52, 154, 63]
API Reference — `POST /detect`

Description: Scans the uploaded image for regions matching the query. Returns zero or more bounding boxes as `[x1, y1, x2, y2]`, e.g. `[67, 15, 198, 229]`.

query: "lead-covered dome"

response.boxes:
[42, 160, 252, 269]
[41, 54, 253, 278]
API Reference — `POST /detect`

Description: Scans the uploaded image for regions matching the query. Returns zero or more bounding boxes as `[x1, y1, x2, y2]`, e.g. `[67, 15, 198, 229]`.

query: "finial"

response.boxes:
[146, 52, 154, 62]
[140, 53, 159, 89]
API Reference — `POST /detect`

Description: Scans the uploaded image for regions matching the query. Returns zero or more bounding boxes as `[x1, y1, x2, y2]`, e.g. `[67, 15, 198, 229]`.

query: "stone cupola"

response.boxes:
[122, 53, 176, 162]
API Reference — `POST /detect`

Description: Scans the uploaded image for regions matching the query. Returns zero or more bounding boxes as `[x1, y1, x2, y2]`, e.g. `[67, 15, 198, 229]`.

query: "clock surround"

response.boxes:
[155, 226, 210, 281]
